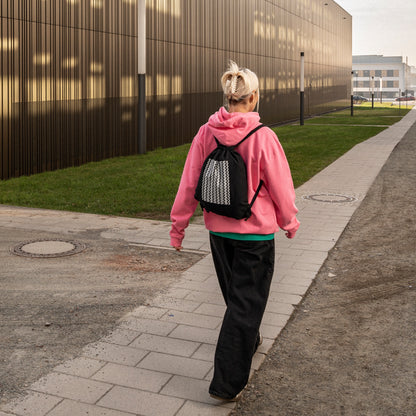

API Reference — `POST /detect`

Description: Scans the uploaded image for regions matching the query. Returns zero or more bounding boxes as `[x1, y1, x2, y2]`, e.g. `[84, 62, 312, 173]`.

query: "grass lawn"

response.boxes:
[276, 124, 386, 187]
[0, 105, 411, 220]
[305, 105, 408, 126]
[0, 146, 188, 220]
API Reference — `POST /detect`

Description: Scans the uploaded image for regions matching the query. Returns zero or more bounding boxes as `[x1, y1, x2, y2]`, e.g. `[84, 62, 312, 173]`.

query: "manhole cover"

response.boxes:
[303, 193, 357, 203]
[11, 239, 87, 258]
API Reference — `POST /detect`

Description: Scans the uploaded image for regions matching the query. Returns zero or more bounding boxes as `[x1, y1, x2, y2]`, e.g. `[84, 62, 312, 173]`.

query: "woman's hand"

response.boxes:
[285, 231, 295, 239]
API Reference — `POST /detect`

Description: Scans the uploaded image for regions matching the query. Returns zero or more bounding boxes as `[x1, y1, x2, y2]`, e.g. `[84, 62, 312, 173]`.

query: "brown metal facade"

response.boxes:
[1, 0, 352, 179]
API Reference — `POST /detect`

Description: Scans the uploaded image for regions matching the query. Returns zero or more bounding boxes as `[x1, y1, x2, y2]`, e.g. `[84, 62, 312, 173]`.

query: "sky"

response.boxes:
[335, 0, 416, 67]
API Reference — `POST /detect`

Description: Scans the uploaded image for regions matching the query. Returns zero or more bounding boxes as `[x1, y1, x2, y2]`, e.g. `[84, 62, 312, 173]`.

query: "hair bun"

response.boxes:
[221, 60, 259, 106]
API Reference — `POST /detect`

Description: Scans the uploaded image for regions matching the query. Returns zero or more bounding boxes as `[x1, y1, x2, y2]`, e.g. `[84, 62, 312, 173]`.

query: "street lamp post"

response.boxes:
[371, 76, 375, 108]
[379, 76, 383, 104]
[300, 52, 305, 125]
[399, 89, 401, 112]
[351, 71, 354, 116]
[137, 0, 146, 154]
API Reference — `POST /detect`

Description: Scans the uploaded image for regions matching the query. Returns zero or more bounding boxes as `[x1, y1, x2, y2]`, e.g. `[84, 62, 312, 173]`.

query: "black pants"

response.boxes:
[209, 234, 275, 399]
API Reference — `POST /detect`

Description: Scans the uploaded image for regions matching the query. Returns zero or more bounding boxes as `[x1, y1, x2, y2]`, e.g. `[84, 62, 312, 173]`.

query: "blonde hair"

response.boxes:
[221, 60, 260, 110]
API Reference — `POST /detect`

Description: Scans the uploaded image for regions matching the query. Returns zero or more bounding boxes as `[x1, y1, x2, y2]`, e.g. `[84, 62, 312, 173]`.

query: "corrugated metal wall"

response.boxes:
[0, 0, 138, 179]
[0, 0, 352, 180]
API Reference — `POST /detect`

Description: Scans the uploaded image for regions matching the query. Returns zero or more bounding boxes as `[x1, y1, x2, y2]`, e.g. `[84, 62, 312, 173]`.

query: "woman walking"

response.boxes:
[170, 61, 300, 401]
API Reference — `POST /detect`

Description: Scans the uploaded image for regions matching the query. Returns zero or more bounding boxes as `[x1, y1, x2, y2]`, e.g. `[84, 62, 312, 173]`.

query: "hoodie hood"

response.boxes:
[207, 107, 261, 146]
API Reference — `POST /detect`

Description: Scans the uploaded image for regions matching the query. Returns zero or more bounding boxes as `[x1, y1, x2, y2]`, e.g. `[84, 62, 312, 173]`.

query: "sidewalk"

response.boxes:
[1, 107, 415, 416]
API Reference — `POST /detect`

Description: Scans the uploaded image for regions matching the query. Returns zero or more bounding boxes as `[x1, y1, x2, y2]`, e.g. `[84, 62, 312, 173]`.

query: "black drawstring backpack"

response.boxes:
[194, 124, 265, 220]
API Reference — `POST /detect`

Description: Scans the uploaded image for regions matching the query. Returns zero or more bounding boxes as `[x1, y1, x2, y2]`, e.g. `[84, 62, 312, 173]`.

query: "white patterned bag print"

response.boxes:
[201, 159, 231, 206]
[195, 124, 265, 220]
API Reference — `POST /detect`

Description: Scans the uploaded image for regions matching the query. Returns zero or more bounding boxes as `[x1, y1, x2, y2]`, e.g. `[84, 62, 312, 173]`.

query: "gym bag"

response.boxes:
[194, 124, 265, 220]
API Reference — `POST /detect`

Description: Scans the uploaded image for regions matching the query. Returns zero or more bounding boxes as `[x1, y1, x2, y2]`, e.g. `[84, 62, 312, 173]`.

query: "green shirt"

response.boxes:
[210, 231, 275, 241]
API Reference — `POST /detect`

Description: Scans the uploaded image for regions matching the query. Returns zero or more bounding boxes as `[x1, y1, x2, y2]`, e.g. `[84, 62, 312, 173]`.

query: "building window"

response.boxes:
[387, 81, 394, 88]
[375, 70, 382, 77]
[387, 70, 394, 77]
[363, 70, 370, 77]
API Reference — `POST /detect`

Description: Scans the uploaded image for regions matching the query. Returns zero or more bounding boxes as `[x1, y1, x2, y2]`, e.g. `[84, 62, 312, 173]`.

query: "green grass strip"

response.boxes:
[275, 124, 385, 187]
[0, 106, 411, 220]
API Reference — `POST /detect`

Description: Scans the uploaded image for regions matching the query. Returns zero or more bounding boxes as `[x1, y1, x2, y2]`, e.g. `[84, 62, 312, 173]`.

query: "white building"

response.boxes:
[352, 55, 412, 100]
[409, 66, 416, 92]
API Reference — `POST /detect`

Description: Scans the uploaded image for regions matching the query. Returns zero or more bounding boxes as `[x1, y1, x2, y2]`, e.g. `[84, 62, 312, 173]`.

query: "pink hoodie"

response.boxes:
[170, 107, 300, 247]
